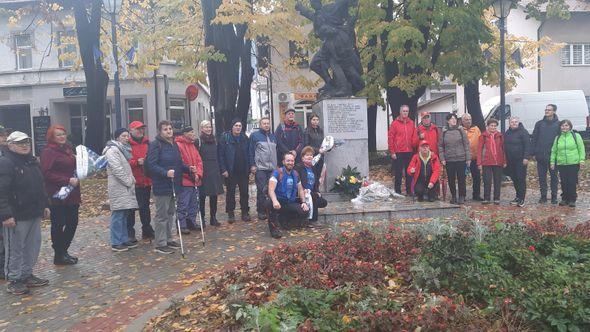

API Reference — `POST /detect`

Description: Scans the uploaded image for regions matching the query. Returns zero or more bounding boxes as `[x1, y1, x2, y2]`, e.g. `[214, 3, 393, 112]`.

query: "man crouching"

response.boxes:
[266, 152, 309, 239]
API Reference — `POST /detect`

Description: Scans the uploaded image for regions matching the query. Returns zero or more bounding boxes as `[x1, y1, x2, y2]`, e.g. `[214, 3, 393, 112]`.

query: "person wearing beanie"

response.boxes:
[103, 128, 139, 252]
[175, 126, 203, 234]
[1, 131, 50, 295]
[275, 109, 303, 165]
[40, 125, 81, 265]
[127, 121, 155, 242]
[218, 118, 252, 222]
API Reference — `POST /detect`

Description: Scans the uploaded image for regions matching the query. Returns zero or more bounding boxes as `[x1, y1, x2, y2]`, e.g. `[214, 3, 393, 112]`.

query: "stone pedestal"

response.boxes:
[312, 97, 368, 192]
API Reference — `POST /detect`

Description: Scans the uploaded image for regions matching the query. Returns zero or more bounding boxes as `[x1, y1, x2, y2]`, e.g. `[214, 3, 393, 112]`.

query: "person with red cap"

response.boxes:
[387, 105, 419, 195]
[408, 140, 441, 202]
[127, 121, 155, 241]
[417, 111, 440, 155]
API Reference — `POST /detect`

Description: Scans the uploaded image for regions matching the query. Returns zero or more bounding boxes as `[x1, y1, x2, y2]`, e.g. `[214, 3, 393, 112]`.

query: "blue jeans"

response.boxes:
[177, 186, 199, 229]
[110, 210, 130, 246]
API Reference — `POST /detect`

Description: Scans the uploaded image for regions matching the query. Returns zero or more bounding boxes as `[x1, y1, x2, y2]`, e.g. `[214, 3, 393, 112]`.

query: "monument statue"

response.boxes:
[296, 0, 365, 99]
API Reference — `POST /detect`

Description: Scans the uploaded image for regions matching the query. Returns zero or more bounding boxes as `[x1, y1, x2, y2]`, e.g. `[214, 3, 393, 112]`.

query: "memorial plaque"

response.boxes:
[33, 116, 51, 156]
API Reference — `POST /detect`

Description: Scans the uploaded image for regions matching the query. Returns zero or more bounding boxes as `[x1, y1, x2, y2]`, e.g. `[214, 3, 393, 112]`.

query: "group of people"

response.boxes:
[0, 108, 329, 295]
[388, 104, 585, 207]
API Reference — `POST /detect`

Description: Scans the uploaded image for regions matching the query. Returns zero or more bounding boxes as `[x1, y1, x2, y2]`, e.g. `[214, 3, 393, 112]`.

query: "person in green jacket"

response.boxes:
[550, 119, 585, 207]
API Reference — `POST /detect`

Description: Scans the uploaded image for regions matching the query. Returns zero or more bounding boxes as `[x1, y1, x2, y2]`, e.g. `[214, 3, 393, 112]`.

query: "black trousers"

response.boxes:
[199, 193, 218, 223]
[49, 204, 79, 255]
[225, 173, 249, 214]
[414, 179, 439, 201]
[445, 161, 467, 198]
[255, 170, 273, 213]
[483, 165, 503, 201]
[469, 159, 481, 199]
[558, 164, 579, 203]
[391, 152, 413, 194]
[310, 192, 328, 221]
[537, 159, 558, 200]
[265, 198, 307, 232]
[505, 159, 527, 200]
[126, 186, 154, 239]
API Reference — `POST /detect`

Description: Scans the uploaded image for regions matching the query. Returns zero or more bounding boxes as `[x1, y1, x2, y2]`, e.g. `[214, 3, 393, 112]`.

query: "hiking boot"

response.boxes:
[210, 217, 221, 227]
[428, 197, 436, 202]
[124, 241, 138, 249]
[6, 281, 29, 295]
[551, 197, 558, 205]
[568, 202, 576, 208]
[54, 254, 76, 265]
[155, 246, 175, 254]
[270, 228, 282, 239]
[472, 196, 483, 202]
[24, 275, 49, 288]
[457, 196, 465, 205]
[241, 213, 251, 222]
[128, 238, 139, 245]
[167, 241, 181, 249]
[517, 199, 526, 207]
[450, 196, 457, 205]
[493, 200, 501, 205]
[180, 228, 190, 235]
[142, 233, 155, 241]
[482, 200, 491, 205]
[111, 244, 129, 252]
[510, 198, 519, 205]
[227, 212, 235, 224]
[65, 252, 78, 263]
[559, 200, 568, 206]
[538, 197, 547, 204]
[257, 212, 268, 220]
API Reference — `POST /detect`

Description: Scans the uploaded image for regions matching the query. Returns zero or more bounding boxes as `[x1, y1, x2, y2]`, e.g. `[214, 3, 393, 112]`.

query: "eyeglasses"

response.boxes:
[11, 141, 30, 146]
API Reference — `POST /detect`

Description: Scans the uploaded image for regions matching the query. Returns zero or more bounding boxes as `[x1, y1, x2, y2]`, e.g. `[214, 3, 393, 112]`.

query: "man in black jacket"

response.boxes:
[0, 132, 50, 295]
[531, 104, 560, 204]
[275, 109, 303, 165]
[504, 117, 531, 207]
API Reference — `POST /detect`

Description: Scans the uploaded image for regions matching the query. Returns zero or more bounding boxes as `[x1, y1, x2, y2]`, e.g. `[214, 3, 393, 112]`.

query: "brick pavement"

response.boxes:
[1, 184, 589, 331]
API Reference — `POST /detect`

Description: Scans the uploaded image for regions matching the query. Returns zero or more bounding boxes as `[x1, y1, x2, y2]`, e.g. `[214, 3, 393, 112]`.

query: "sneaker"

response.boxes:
[155, 246, 175, 254]
[510, 198, 519, 205]
[128, 238, 139, 245]
[227, 212, 235, 224]
[180, 228, 190, 235]
[241, 213, 251, 222]
[482, 200, 491, 205]
[559, 200, 568, 206]
[568, 202, 576, 208]
[517, 200, 526, 207]
[538, 197, 547, 204]
[270, 229, 282, 239]
[167, 241, 181, 249]
[6, 281, 29, 295]
[257, 212, 268, 220]
[24, 275, 49, 288]
[210, 217, 221, 227]
[111, 244, 129, 252]
[493, 200, 501, 205]
[124, 241, 138, 249]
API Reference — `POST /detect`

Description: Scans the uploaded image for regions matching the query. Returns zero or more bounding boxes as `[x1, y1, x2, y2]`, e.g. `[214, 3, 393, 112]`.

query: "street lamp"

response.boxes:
[103, 0, 123, 130]
[492, 0, 513, 133]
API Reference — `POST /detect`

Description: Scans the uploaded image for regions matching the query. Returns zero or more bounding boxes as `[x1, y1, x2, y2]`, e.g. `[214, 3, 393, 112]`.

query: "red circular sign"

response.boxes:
[185, 84, 199, 101]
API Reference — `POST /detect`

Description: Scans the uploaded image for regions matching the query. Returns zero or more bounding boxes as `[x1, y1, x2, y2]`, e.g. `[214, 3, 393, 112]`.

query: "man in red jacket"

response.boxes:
[417, 111, 439, 155]
[408, 140, 441, 202]
[175, 126, 204, 234]
[127, 121, 155, 241]
[388, 105, 419, 195]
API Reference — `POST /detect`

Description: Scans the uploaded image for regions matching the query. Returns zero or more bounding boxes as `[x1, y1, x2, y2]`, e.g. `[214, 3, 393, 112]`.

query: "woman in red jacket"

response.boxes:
[40, 125, 80, 265]
[477, 118, 506, 205]
[175, 126, 204, 234]
[408, 140, 441, 202]
[387, 105, 418, 195]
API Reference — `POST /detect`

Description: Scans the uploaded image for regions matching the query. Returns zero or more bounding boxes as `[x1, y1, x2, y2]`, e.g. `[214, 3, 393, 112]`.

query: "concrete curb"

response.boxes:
[124, 281, 207, 331]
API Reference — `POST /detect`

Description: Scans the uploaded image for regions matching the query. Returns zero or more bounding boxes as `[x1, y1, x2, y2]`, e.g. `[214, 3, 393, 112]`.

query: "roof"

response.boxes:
[418, 93, 455, 108]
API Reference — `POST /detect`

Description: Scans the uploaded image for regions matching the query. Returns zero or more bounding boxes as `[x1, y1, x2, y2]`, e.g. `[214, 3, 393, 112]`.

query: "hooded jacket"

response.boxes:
[388, 116, 419, 154]
[504, 123, 531, 161]
[407, 151, 441, 190]
[531, 115, 560, 161]
[249, 129, 278, 171]
[129, 135, 152, 187]
[175, 135, 203, 186]
[103, 141, 138, 211]
[477, 131, 506, 166]
[439, 125, 470, 163]
[550, 130, 585, 166]
[0, 150, 48, 221]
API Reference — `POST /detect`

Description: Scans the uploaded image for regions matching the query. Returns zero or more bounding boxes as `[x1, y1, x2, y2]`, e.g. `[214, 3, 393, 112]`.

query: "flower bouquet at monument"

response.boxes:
[332, 165, 363, 198]
[53, 145, 107, 200]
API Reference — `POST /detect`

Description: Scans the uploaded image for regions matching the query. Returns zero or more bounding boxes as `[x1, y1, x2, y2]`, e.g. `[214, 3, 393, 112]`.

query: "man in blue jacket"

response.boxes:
[249, 117, 277, 220]
[531, 104, 560, 204]
[219, 118, 252, 222]
[146, 120, 192, 254]
[275, 109, 303, 165]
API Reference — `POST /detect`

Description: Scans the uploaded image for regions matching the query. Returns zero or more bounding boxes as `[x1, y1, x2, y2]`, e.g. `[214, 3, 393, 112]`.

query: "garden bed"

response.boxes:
[146, 217, 590, 331]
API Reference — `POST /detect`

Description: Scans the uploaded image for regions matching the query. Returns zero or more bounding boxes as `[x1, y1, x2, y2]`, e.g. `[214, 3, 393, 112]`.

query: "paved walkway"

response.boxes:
[1, 185, 588, 331]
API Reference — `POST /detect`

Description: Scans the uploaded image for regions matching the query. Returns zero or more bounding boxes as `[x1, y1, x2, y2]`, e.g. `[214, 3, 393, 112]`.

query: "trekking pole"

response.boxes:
[171, 178, 186, 258]
[195, 184, 205, 247]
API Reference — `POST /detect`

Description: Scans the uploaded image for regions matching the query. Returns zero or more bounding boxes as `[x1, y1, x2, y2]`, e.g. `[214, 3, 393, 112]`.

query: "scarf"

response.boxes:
[200, 132, 216, 144]
[106, 140, 132, 160]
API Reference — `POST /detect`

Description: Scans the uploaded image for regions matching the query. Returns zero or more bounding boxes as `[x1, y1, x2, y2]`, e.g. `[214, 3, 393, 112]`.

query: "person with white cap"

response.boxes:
[0, 131, 50, 295]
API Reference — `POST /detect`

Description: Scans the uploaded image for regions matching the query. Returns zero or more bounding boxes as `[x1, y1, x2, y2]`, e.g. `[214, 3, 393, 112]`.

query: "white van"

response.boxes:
[484, 90, 589, 133]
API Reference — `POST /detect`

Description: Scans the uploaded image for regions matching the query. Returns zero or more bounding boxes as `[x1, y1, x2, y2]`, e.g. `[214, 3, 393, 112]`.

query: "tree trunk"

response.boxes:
[465, 81, 485, 131]
[386, 86, 423, 121]
[72, 0, 109, 153]
[367, 104, 377, 151]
